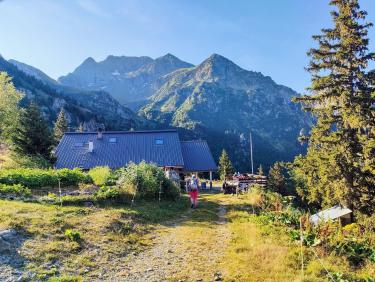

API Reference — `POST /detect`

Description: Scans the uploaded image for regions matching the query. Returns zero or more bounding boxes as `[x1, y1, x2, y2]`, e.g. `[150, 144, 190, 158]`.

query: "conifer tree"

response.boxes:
[0, 72, 23, 143]
[257, 164, 264, 176]
[54, 107, 68, 143]
[12, 102, 54, 161]
[267, 162, 286, 194]
[218, 149, 234, 180]
[294, 0, 375, 213]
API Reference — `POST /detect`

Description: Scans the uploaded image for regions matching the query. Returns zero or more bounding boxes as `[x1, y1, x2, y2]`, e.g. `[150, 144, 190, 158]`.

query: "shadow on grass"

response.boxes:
[0, 227, 28, 277]
[128, 190, 228, 229]
[0, 190, 259, 280]
[53, 190, 226, 226]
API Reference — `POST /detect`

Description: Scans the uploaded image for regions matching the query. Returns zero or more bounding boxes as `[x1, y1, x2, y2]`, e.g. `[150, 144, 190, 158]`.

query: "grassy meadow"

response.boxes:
[214, 193, 375, 282]
[0, 197, 190, 281]
[0, 171, 374, 281]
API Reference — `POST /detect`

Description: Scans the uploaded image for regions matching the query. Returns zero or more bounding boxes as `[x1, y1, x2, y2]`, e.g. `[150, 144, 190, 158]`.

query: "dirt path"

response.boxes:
[112, 194, 230, 282]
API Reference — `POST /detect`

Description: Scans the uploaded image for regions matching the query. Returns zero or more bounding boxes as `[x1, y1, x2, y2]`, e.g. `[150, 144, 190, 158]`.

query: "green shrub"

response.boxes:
[88, 166, 111, 186]
[105, 171, 118, 186]
[117, 162, 179, 200]
[0, 183, 31, 197]
[255, 212, 276, 225]
[330, 272, 374, 282]
[95, 185, 120, 201]
[255, 209, 302, 229]
[247, 185, 286, 212]
[334, 238, 375, 266]
[275, 209, 302, 228]
[0, 168, 90, 189]
[56, 168, 91, 187]
[356, 214, 375, 245]
[0, 168, 57, 188]
[288, 230, 320, 247]
[64, 229, 81, 242]
[2, 153, 52, 169]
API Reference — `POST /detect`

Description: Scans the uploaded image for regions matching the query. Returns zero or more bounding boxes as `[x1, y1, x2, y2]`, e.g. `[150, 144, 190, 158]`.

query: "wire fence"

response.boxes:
[299, 216, 336, 282]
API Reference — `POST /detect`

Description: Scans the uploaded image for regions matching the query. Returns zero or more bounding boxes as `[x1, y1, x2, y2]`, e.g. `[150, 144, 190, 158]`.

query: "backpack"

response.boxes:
[190, 178, 198, 190]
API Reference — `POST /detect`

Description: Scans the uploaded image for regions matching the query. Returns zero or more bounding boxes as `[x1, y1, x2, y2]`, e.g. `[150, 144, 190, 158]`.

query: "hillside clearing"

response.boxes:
[0, 198, 190, 281]
[1, 192, 374, 281]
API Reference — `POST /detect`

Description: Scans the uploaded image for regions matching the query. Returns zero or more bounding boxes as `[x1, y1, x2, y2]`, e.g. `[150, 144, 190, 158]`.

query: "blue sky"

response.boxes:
[1, 0, 375, 93]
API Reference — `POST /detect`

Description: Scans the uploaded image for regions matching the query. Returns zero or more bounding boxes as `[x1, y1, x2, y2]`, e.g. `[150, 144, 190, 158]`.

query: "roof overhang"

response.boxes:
[310, 205, 352, 225]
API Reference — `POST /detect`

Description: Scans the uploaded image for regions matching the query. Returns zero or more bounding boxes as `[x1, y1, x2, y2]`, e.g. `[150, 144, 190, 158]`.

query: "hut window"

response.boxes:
[109, 138, 117, 143]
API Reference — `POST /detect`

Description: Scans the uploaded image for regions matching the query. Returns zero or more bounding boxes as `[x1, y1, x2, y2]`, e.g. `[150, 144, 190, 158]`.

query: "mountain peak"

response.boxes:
[151, 54, 193, 70]
[82, 57, 96, 65]
[105, 55, 117, 61]
[205, 53, 237, 66]
[195, 53, 243, 80]
[155, 53, 178, 62]
[155, 53, 192, 66]
[161, 53, 176, 59]
[208, 53, 226, 59]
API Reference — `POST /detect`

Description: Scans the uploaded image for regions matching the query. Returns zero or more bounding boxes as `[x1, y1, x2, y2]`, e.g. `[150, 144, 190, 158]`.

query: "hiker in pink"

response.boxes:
[189, 175, 199, 209]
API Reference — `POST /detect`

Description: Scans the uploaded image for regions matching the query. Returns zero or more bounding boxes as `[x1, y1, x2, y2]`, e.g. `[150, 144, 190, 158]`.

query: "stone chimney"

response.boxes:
[88, 140, 94, 153]
[97, 127, 103, 140]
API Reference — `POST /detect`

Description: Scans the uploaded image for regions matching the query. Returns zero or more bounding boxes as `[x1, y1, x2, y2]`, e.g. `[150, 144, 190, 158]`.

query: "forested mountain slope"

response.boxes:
[141, 54, 312, 169]
[5, 53, 311, 170]
[1, 56, 145, 131]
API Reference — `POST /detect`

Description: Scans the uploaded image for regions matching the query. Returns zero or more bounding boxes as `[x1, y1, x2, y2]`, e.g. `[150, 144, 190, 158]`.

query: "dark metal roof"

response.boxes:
[55, 130, 185, 169]
[180, 141, 217, 172]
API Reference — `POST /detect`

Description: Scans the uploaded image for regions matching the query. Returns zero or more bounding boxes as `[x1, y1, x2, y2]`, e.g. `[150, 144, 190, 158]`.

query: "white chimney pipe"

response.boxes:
[88, 141, 94, 152]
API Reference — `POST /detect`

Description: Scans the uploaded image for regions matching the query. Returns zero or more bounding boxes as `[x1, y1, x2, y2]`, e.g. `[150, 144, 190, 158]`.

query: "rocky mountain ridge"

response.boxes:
[1, 57, 146, 131]
[6, 53, 311, 170]
[58, 54, 193, 106]
[140, 54, 311, 169]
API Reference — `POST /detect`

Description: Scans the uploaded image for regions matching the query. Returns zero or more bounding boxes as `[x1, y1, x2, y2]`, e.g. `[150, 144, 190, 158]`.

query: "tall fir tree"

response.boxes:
[267, 162, 286, 194]
[218, 149, 234, 180]
[54, 107, 68, 144]
[12, 102, 54, 161]
[0, 72, 23, 143]
[294, 0, 375, 214]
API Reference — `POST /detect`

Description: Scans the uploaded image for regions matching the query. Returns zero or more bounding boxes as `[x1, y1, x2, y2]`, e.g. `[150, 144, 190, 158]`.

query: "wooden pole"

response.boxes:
[159, 181, 162, 203]
[131, 178, 138, 207]
[250, 131, 254, 174]
[300, 217, 304, 280]
[209, 171, 213, 189]
[58, 178, 62, 207]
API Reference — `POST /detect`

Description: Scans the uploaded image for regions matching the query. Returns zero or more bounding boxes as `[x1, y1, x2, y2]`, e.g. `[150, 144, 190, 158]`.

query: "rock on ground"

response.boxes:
[0, 229, 28, 282]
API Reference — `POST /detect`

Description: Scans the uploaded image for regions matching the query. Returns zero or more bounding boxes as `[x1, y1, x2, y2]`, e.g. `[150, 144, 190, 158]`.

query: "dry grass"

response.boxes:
[220, 209, 302, 282]
[0, 198, 189, 280]
[0, 144, 13, 169]
[215, 193, 375, 282]
[164, 193, 226, 281]
[1, 191, 374, 281]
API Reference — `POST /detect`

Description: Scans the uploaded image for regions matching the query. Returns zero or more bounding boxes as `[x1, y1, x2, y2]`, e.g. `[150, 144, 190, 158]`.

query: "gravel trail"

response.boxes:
[112, 203, 230, 282]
